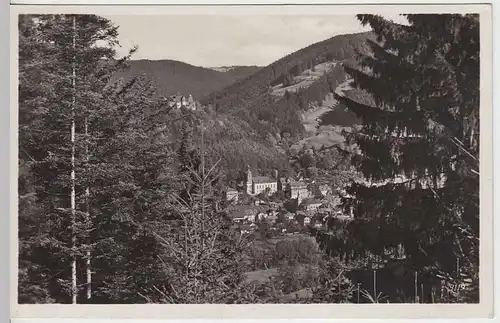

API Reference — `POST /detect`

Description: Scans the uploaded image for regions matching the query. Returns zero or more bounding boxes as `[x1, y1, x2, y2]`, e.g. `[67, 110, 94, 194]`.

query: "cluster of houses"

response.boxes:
[224, 166, 351, 234]
[241, 166, 331, 203]
[227, 166, 331, 205]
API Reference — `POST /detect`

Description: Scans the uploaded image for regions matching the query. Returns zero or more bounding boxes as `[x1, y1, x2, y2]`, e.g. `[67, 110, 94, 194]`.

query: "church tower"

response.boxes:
[246, 165, 253, 195]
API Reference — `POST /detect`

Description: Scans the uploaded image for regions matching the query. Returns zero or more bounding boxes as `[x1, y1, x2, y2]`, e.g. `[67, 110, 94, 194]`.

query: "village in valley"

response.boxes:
[224, 166, 352, 237]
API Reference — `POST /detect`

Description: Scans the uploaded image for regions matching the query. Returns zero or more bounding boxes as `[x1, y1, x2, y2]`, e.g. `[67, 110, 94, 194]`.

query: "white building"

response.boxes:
[246, 167, 278, 195]
[281, 178, 312, 204]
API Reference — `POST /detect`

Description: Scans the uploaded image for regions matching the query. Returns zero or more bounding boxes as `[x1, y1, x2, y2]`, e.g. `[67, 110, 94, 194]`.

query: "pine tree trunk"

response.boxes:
[70, 15, 77, 305]
[85, 117, 91, 301]
[414, 271, 418, 303]
[201, 123, 205, 250]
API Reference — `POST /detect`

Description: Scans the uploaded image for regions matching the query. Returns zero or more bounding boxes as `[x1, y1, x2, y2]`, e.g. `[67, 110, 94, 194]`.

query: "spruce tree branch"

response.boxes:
[204, 158, 222, 183]
[452, 137, 478, 162]
[151, 231, 186, 264]
[454, 233, 473, 267]
[188, 166, 203, 184]
[169, 193, 190, 211]
[137, 292, 152, 303]
[152, 285, 171, 302]
[20, 148, 39, 163]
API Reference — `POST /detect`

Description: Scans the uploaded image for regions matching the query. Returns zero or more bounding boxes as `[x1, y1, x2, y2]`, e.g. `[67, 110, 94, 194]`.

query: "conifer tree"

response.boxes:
[326, 14, 480, 302]
[18, 14, 176, 303]
[145, 129, 257, 304]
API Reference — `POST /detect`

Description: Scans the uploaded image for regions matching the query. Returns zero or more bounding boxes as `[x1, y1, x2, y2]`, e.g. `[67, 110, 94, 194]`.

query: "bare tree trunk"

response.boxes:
[420, 283, 424, 303]
[195, 122, 206, 303]
[70, 15, 77, 305]
[440, 280, 444, 302]
[414, 271, 418, 303]
[85, 117, 91, 301]
[201, 122, 205, 250]
[338, 276, 341, 302]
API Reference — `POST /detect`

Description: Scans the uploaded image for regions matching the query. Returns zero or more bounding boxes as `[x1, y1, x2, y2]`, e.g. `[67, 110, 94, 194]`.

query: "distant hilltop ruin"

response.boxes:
[168, 94, 199, 110]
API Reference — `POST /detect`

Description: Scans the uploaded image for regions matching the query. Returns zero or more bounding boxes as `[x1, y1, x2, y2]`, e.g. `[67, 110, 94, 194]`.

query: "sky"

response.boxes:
[106, 14, 408, 67]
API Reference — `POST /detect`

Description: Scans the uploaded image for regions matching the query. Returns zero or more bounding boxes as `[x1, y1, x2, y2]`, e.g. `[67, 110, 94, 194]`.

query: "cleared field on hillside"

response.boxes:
[290, 78, 361, 151]
[271, 62, 338, 98]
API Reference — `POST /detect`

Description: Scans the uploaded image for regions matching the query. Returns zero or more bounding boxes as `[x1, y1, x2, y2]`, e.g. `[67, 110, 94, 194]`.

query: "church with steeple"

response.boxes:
[245, 166, 278, 196]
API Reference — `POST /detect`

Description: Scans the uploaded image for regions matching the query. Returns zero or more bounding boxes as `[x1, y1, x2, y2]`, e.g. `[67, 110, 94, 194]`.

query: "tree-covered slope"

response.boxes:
[116, 59, 261, 99]
[202, 32, 376, 143]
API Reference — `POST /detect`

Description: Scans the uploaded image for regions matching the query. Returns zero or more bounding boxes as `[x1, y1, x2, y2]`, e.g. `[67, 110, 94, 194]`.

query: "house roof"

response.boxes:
[226, 205, 263, 219]
[302, 198, 323, 205]
[289, 180, 308, 188]
[253, 176, 276, 183]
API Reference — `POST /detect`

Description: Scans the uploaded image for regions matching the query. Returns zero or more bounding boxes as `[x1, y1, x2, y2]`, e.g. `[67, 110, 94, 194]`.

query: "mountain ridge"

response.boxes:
[209, 65, 262, 73]
[116, 59, 262, 99]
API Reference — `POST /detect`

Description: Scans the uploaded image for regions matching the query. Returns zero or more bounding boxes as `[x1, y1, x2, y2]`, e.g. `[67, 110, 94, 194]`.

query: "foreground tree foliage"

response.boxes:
[142, 138, 259, 303]
[18, 14, 176, 303]
[318, 14, 480, 302]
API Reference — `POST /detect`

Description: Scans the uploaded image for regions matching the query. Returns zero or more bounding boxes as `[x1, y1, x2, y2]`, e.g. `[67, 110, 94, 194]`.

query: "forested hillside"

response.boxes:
[112, 34, 376, 182]
[116, 59, 261, 99]
[202, 32, 376, 142]
[184, 32, 375, 179]
[164, 107, 292, 183]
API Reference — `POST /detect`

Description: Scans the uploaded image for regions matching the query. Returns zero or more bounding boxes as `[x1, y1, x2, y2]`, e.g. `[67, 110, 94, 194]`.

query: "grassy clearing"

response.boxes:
[271, 62, 338, 98]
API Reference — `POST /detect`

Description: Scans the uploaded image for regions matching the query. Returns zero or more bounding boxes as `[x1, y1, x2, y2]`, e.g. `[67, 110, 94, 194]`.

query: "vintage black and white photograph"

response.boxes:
[15, 6, 490, 310]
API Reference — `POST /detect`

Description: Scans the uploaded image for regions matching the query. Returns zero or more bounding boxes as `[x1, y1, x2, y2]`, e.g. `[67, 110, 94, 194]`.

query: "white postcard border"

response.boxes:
[9, 3, 495, 320]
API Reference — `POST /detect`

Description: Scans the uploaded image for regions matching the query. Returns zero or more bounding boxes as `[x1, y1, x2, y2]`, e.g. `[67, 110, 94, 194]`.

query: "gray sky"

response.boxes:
[107, 14, 407, 67]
